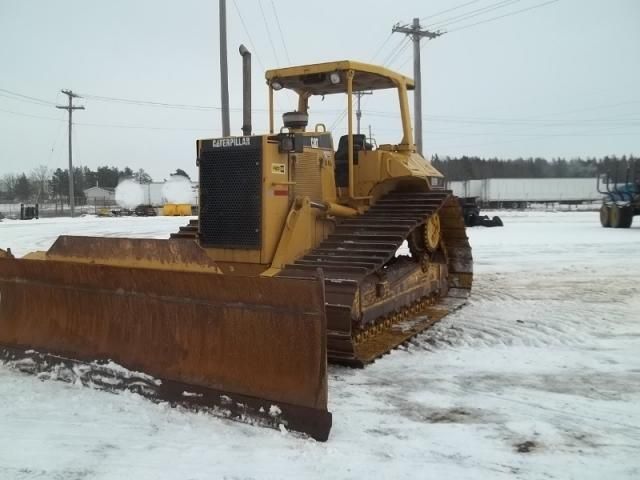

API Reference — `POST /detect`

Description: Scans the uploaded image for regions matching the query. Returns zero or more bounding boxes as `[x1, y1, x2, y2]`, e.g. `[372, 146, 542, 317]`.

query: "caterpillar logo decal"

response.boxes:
[211, 137, 252, 148]
[271, 163, 286, 175]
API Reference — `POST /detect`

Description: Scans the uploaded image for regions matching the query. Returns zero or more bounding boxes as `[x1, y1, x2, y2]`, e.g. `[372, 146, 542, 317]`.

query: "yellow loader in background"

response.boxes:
[0, 60, 472, 441]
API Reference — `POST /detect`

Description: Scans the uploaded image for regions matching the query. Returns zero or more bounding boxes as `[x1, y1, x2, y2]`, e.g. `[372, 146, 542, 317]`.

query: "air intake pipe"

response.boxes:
[239, 44, 251, 136]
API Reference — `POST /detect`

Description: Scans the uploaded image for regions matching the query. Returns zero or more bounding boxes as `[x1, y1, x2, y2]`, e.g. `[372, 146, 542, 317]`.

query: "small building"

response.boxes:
[84, 186, 115, 204]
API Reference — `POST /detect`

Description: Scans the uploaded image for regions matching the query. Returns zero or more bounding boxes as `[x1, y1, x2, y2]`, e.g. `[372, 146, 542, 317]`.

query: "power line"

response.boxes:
[360, 97, 640, 122]
[426, 0, 522, 29]
[386, 40, 413, 68]
[0, 88, 57, 106]
[0, 93, 56, 109]
[377, 124, 637, 138]
[420, 0, 481, 21]
[46, 115, 67, 164]
[426, 124, 636, 150]
[332, 27, 411, 132]
[395, 51, 414, 71]
[369, 32, 394, 62]
[329, 107, 348, 132]
[1, 94, 346, 118]
[3, 96, 636, 130]
[258, 0, 280, 66]
[0, 107, 61, 121]
[427, 0, 522, 28]
[80, 93, 222, 111]
[270, 0, 291, 64]
[447, 0, 561, 32]
[381, 36, 410, 66]
[362, 110, 639, 126]
[78, 122, 214, 131]
[81, 93, 273, 112]
[81, 93, 310, 114]
[0, 107, 218, 132]
[231, 0, 266, 71]
[525, 99, 640, 119]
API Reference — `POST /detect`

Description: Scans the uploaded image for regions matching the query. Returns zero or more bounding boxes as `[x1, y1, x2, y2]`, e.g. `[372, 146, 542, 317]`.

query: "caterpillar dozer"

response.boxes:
[0, 60, 472, 441]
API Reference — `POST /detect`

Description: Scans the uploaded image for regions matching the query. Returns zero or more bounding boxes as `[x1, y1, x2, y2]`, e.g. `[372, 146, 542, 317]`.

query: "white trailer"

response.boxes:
[448, 178, 600, 204]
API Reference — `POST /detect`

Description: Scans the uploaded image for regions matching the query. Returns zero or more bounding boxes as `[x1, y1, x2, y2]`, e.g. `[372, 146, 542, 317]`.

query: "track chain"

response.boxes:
[278, 190, 472, 366]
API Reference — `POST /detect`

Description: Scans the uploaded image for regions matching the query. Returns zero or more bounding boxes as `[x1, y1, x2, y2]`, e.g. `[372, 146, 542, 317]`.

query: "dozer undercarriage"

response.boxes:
[282, 190, 471, 366]
[0, 59, 472, 441]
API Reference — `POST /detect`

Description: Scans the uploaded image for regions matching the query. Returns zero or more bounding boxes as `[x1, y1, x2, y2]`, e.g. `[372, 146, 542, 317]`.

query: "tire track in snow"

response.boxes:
[417, 269, 637, 351]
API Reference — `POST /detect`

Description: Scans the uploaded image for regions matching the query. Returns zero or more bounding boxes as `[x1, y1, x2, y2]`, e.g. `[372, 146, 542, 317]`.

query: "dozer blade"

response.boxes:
[0, 255, 332, 441]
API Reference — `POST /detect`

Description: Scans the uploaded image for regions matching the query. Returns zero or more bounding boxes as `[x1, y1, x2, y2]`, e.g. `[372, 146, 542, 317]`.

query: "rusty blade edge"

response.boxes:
[0, 277, 323, 318]
[0, 345, 333, 442]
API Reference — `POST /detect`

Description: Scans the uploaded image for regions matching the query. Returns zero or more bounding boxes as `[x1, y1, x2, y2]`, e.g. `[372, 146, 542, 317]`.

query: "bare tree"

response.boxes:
[29, 165, 52, 202]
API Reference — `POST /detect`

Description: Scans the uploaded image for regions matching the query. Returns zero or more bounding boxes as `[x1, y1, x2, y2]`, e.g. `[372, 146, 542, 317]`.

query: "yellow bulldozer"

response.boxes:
[0, 60, 472, 441]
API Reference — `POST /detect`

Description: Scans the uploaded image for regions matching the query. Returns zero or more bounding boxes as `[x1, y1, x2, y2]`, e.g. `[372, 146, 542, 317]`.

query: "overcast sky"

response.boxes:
[1, 0, 638, 181]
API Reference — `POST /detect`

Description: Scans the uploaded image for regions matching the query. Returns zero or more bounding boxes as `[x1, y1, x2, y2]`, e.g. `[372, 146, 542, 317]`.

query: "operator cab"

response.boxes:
[265, 60, 443, 201]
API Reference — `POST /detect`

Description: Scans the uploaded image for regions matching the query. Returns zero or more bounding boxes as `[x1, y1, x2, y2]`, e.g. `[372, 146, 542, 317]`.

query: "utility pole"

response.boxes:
[219, 0, 230, 137]
[56, 90, 84, 217]
[392, 18, 441, 156]
[355, 91, 372, 135]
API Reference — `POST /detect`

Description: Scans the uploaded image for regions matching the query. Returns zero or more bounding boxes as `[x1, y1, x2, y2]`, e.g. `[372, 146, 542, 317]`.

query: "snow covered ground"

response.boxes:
[0, 212, 639, 479]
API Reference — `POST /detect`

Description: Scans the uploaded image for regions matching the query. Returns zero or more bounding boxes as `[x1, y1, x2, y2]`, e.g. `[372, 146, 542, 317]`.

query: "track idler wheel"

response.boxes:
[425, 213, 441, 251]
[408, 213, 444, 272]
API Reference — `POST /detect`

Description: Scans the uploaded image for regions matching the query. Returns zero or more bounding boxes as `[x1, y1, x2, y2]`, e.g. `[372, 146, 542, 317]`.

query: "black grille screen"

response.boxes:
[199, 136, 262, 248]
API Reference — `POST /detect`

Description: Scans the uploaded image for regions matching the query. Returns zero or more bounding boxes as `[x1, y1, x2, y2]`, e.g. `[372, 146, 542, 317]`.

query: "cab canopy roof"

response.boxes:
[265, 60, 414, 96]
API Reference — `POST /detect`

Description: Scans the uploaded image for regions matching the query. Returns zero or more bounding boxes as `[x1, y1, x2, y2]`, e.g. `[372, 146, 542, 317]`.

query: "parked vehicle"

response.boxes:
[598, 159, 640, 228]
[458, 197, 503, 227]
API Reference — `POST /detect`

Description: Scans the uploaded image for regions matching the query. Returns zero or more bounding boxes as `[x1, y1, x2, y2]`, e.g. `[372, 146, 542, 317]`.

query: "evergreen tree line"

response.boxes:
[3, 154, 636, 202]
[0, 166, 190, 203]
[432, 154, 639, 182]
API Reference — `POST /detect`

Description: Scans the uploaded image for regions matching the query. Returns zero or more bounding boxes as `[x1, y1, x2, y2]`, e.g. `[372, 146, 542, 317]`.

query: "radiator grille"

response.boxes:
[198, 137, 262, 248]
[294, 151, 322, 200]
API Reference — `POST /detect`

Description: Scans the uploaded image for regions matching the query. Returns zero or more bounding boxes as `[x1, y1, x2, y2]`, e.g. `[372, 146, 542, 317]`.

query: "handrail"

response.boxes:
[268, 86, 274, 134]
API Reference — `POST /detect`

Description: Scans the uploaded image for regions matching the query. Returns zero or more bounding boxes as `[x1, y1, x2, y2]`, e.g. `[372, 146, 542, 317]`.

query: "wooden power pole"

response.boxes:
[56, 90, 84, 217]
[392, 18, 441, 156]
[355, 91, 372, 135]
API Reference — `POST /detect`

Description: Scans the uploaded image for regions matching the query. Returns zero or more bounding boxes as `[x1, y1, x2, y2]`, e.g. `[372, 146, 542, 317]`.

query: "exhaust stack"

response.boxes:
[239, 44, 252, 136]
